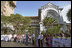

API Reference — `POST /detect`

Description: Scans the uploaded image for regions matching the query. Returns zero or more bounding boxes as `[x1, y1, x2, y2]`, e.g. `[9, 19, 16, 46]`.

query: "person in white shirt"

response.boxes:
[14, 34, 17, 42]
[40, 33, 43, 47]
[14, 34, 17, 38]
[8, 34, 12, 41]
[4, 34, 9, 42]
[1, 34, 5, 41]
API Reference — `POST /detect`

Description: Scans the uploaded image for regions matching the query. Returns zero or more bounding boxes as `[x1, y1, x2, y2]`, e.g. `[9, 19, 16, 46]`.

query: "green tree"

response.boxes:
[43, 17, 61, 34]
[1, 14, 32, 34]
[46, 24, 61, 34]
[10, 14, 32, 34]
[43, 17, 56, 28]
[28, 26, 36, 35]
[1, 15, 11, 34]
[67, 9, 71, 21]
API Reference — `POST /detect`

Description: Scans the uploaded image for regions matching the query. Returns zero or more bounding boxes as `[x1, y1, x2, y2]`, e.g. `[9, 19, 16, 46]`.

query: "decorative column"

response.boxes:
[39, 22, 43, 34]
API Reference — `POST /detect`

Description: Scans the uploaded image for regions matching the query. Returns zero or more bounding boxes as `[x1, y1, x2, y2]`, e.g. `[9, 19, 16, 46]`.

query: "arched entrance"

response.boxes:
[40, 8, 65, 33]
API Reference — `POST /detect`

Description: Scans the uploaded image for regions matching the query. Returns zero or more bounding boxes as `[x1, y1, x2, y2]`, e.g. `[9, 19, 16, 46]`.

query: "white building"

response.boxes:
[39, 2, 68, 33]
[1, 1, 16, 16]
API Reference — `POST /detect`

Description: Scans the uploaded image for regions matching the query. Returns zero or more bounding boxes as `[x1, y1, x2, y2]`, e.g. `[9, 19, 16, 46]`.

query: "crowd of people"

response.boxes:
[1, 32, 71, 47]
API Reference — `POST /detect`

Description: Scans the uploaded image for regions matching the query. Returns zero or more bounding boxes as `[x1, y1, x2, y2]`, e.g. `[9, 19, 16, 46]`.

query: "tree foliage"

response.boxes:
[43, 17, 61, 34]
[28, 26, 36, 35]
[43, 17, 57, 27]
[1, 14, 32, 34]
[67, 9, 71, 21]
[46, 24, 61, 34]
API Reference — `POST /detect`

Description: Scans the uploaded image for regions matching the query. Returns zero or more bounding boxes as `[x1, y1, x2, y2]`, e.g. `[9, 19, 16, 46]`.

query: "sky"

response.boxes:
[14, 1, 71, 16]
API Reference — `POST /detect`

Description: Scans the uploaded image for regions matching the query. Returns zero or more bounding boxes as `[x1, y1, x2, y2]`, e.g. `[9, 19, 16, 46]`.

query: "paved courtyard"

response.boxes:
[1, 41, 34, 47]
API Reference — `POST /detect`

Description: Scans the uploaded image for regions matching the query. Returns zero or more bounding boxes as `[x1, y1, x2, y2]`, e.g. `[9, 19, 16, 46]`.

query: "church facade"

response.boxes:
[38, 2, 68, 33]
